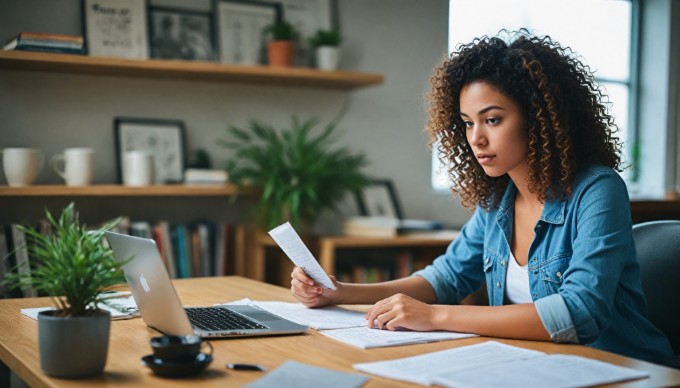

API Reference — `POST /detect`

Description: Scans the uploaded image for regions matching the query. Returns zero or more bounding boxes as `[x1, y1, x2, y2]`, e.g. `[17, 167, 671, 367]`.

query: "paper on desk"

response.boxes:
[244, 360, 369, 388]
[430, 353, 649, 388]
[353, 341, 544, 386]
[220, 299, 366, 330]
[320, 326, 477, 349]
[20, 293, 139, 321]
[268, 222, 336, 290]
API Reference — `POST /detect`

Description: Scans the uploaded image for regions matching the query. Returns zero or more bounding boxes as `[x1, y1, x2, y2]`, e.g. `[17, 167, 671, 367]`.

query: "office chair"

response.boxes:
[632, 220, 680, 368]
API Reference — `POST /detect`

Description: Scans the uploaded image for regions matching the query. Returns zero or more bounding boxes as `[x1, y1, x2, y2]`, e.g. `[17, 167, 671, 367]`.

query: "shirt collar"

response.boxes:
[497, 181, 566, 225]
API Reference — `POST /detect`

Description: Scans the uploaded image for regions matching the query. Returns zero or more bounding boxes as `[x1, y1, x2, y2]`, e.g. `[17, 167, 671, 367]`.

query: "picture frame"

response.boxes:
[355, 179, 404, 219]
[214, 0, 282, 65]
[148, 5, 215, 61]
[114, 118, 186, 184]
[83, 0, 149, 59]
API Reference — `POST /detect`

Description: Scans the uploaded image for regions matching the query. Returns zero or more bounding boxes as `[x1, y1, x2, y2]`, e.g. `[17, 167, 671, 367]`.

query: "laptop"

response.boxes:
[104, 231, 308, 338]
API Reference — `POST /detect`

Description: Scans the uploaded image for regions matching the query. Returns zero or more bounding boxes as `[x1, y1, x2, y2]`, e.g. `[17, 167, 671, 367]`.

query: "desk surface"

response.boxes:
[1, 276, 679, 387]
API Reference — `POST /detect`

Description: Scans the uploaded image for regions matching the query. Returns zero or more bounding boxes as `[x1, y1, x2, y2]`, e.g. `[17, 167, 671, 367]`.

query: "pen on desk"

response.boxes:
[226, 363, 267, 371]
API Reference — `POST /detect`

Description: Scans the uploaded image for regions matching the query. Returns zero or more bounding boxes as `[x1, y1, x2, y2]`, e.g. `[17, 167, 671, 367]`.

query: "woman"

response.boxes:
[290, 32, 673, 363]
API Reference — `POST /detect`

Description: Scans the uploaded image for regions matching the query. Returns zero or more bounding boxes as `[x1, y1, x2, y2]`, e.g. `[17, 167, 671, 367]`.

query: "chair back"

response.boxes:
[632, 220, 680, 355]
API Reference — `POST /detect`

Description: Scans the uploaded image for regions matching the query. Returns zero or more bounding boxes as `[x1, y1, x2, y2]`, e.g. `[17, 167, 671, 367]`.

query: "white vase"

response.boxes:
[315, 46, 340, 71]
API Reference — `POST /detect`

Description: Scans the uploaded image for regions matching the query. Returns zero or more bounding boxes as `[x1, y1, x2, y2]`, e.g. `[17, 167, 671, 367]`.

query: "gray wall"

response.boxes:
[0, 0, 470, 230]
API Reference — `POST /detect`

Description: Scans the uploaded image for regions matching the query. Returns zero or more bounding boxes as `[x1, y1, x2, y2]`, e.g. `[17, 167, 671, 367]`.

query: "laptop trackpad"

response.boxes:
[245, 311, 285, 323]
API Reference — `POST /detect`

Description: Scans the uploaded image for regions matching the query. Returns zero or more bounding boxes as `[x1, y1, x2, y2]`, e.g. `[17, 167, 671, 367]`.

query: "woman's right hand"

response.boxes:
[290, 266, 341, 308]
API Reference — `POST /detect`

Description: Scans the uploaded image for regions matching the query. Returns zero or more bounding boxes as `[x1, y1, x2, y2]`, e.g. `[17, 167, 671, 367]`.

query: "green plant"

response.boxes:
[309, 28, 342, 48]
[3, 203, 126, 316]
[263, 20, 299, 41]
[218, 117, 369, 231]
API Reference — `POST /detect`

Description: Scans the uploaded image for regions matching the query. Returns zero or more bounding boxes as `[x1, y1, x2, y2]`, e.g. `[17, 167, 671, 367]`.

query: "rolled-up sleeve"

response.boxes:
[412, 207, 486, 304]
[535, 293, 579, 343]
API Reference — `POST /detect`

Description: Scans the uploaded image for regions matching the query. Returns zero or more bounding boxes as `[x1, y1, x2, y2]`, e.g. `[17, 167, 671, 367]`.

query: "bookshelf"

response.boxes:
[0, 51, 384, 90]
[0, 184, 258, 197]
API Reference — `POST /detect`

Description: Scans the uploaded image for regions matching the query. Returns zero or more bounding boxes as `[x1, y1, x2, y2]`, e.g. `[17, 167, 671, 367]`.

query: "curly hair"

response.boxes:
[427, 31, 622, 210]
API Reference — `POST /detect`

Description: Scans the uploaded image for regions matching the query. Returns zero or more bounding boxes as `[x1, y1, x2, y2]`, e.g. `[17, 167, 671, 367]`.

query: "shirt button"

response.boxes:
[556, 272, 562, 278]
[485, 258, 490, 264]
[496, 281, 501, 289]
[531, 257, 537, 262]
[501, 260, 505, 266]
[533, 293, 538, 297]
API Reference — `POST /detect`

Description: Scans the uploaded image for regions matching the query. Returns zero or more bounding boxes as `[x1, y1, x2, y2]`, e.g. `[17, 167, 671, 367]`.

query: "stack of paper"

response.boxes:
[353, 341, 649, 387]
[223, 298, 476, 349]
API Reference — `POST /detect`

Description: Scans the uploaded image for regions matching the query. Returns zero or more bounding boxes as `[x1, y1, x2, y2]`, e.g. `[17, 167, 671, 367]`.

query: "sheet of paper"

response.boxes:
[245, 360, 369, 388]
[430, 353, 650, 388]
[321, 326, 478, 349]
[20, 294, 139, 321]
[220, 299, 366, 330]
[268, 222, 336, 290]
[353, 341, 544, 386]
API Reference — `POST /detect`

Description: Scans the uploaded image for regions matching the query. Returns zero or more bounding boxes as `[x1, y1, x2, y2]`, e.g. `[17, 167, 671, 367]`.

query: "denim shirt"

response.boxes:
[414, 165, 673, 363]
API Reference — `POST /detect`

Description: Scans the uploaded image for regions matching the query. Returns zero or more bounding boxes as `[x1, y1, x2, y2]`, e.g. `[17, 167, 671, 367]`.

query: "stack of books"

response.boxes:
[184, 169, 229, 185]
[343, 216, 444, 238]
[3, 32, 85, 55]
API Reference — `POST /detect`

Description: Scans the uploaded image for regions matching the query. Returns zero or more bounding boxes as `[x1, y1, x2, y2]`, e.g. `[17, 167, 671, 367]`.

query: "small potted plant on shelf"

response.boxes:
[309, 28, 342, 71]
[262, 20, 299, 67]
[3, 203, 125, 378]
[217, 116, 369, 232]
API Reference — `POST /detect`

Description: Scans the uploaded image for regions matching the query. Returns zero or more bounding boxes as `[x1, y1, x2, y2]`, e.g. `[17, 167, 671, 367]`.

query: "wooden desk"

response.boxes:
[1, 276, 679, 387]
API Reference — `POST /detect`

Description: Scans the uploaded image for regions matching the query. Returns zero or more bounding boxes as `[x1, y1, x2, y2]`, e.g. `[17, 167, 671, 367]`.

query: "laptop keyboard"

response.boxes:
[185, 307, 268, 331]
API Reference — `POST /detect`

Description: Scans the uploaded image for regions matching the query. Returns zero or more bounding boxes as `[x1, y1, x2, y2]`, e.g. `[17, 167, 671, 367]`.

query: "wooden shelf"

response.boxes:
[0, 51, 384, 90]
[0, 184, 259, 197]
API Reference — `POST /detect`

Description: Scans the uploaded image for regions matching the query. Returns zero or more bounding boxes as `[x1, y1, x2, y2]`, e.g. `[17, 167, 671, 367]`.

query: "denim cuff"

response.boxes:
[411, 270, 459, 304]
[535, 293, 578, 343]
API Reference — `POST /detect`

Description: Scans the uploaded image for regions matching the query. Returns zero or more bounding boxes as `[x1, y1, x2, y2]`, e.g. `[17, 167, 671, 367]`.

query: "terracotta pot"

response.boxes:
[267, 41, 296, 67]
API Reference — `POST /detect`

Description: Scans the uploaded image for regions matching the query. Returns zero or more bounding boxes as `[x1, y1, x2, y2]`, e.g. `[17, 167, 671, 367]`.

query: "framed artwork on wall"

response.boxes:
[355, 179, 404, 219]
[83, 0, 149, 59]
[114, 117, 186, 184]
[214, 0, 282, 65]
[148, 5, 215, 61]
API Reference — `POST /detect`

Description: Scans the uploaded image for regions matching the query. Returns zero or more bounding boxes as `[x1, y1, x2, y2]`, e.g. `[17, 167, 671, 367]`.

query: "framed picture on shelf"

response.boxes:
[148, 4, 215, 61]
[355, 179, 404, 219]
[214, 0, 282, 65]
[83, 0, 149, 59]
[114, 118, 186, 184]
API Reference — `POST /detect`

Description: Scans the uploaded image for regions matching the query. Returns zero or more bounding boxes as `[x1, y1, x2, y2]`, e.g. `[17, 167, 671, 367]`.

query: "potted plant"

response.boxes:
[309, 28, 342, 71]
[3, 203, 125, 378]
[218, 116, 369, 232]
[263, 20, 299, 67]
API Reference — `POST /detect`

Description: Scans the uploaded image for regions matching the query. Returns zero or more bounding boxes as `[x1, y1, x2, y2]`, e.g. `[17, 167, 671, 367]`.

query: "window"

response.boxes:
[433, 0, 636, 191]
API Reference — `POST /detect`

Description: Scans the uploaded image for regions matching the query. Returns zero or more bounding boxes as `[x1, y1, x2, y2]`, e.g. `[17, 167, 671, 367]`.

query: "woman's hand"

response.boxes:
[290, 266, 341, 308]
[365, 293, 441, 331]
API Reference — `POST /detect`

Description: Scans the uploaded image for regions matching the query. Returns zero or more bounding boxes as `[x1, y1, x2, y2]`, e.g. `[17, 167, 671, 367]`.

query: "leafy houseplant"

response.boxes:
[262, 20, 299, 67]
[310, 28, 342, 71]
[218, 117, 369, 231]
[3, 203, 125, 378]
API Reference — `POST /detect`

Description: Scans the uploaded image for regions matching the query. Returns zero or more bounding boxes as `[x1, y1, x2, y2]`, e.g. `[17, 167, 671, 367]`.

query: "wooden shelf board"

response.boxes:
[0, 184, 259, 197]
[0, 51, 384, 90]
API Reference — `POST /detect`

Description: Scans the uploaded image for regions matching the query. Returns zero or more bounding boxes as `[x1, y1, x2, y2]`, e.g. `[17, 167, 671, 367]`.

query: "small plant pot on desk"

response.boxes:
[38, 309, 111, 378]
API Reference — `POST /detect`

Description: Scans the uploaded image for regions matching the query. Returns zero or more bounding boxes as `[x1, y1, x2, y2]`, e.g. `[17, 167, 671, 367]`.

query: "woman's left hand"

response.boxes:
[365, 293, 440, 331]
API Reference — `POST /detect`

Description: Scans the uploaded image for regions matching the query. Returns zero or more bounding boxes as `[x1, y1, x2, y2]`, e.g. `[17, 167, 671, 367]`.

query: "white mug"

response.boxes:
[1, 148, 44, 187]
[123, 151, 155, 186]
[50, 148, 95, 186]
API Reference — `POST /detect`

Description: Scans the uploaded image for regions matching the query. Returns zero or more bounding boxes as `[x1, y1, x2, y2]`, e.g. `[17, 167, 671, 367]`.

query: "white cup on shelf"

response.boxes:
[50, 147, 95, 186]
[123, 151, 155, 186]
[1, 148, 44, 187]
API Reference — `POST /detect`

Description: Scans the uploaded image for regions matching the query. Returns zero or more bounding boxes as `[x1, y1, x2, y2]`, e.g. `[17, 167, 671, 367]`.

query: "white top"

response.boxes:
[505, 251, 533, 304]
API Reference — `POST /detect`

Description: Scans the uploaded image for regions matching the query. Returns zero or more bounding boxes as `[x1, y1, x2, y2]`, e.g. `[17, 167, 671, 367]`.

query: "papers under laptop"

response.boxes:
[105, 231, 308, 338]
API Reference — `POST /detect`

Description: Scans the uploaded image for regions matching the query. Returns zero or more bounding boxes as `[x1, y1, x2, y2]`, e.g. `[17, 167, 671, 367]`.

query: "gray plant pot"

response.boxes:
[38, 309, 111, 378]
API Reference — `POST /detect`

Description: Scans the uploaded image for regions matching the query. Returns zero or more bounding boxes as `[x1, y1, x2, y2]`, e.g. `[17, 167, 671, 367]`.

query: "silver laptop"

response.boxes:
[105, 231, 308, 338]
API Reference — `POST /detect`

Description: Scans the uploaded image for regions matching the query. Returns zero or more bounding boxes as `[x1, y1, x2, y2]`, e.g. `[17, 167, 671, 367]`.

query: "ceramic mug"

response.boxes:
[123, 151, 154, 186]
[149, 335, 213, 362]
[50, 148, 95, 186]
[1, 148, 44, 187]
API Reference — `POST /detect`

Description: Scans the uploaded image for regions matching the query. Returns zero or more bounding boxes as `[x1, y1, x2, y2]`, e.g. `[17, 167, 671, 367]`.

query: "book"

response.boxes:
[5, 44, 86, 55]
[184, 169, 229, 185]
[5, 32, 84, 44]
[156, 222, 176, 279]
